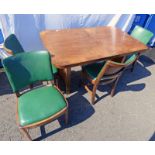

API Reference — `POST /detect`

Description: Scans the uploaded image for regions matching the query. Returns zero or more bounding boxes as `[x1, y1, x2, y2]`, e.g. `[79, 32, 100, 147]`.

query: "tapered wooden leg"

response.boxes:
[20, 128, 32, 141]
[131, 53, 140, 72]
[65, 110, 68, 125]
[66, 68, 71, 94]
[59, 67, 71, 94]
[110, 77, 120, 97]
[64, 68, 71, 94]
[131, 61, 136, 72]
[91, 84, 98, 104]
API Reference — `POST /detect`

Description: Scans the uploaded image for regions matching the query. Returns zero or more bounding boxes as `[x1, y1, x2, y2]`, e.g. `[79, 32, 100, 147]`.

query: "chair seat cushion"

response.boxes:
[18, 85, 66, 127]
[51, 64, 58, 74]
[82, 61, 106, 79]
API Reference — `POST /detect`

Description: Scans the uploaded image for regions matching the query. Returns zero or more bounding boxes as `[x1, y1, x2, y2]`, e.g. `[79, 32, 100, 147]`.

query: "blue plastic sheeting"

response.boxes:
[128, 14, 150, 34]
[144, 15, 155, 47]
[0, 29, 4, 44]
[0, 14, 135, 52]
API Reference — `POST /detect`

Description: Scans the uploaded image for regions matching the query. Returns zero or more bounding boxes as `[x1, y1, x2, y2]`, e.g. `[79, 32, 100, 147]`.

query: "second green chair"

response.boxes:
[130, 25, 154, 71]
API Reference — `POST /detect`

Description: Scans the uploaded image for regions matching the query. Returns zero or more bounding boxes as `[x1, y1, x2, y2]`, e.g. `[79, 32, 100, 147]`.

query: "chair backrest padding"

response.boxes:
[4, 34, 25, 55]
[131, 25, 153, 45]
[103, 54, 137, 76]
[3, 51, 54, 92]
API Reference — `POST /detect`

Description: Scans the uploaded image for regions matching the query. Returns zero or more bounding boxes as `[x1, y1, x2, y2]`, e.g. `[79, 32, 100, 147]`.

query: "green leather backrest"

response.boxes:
[131, 25, 153, 45]
[124, 54, 137, 65]
[2, 51, 54, 92]
[4, 34, 25, 55]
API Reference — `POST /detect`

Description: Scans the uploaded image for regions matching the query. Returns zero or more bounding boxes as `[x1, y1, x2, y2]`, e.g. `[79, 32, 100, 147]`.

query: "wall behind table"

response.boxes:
[0, 14, 135, 52]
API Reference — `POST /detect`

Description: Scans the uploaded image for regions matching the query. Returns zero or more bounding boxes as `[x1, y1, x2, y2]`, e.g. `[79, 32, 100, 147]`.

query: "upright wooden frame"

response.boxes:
[82, 57, 136, 104]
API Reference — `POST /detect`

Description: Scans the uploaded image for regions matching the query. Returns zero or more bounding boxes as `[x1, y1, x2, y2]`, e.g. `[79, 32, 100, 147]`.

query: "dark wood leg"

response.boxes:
[91, 84, 98, 104]
[20, 128, 32, 141]
[58, 67, 71, 94]
[65, 68, 71, 94]
[131, 61, 136, 72]
[110, 77, 120, 97]
[54, 74, 59, 87]
[131, 53, 140, 72]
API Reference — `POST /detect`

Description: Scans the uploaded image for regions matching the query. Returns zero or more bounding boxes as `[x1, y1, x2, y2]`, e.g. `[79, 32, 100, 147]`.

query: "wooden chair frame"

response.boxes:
[15, 81, 68, 141]
[3, 45, 13, 55]
[130, 53, 141, 72]
[82, 57, 134, 104]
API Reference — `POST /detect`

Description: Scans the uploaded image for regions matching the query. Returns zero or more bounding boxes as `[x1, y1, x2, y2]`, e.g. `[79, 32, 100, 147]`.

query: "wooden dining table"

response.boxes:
[40, 26, 148, 94]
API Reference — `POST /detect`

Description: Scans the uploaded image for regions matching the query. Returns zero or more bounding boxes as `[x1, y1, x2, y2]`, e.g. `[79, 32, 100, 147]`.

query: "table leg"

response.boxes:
[64, 67, 71, 94]
[59, 67, 71, 94]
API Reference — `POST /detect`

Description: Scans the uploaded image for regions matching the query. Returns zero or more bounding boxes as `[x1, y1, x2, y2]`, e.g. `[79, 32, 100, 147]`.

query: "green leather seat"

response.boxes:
[4, 34, 58, 74]
[3, 51, 67, 130]
[18, 85, 66, 126]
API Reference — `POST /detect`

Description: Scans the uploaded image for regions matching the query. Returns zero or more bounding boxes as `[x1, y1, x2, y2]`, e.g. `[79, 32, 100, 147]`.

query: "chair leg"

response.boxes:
[131, 53, 140, 72]
[65, 110, 68, 125]
[55, 77, 59, 87]
[20, 128, 32, 141]
[110, 77, 120, 97]
[91, 84, 98, 104]
[131, 61, 136, 72]
[54, 74, 59, 87]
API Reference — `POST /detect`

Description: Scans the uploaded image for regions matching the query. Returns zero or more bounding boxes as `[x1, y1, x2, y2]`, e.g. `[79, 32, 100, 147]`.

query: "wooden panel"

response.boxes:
[40, 26, 148, 68]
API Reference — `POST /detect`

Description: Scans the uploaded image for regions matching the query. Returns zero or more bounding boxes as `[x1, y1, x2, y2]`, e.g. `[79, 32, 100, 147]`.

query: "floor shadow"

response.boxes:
[58, 69, 83, 94]
[139, 55, 155, 68]
[149, 132, 155, 141]
[34, 88, 95, 141]
[96, 61, 151, 96]
[0, 72, 13, 96]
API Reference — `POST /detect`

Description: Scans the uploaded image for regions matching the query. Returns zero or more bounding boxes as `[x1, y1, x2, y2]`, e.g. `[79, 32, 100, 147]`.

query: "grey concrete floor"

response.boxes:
[0, 55, 155, 141]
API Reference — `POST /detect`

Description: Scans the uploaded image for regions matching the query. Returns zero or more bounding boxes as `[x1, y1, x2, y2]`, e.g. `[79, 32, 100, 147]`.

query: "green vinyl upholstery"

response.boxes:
[3, 51, 54, 92]
[4, 34, 25, 54]
[3, 50, 67, 127]
[4, 34, 58, 74]
[131, 25, 154, 45]
[18, 85, 66, 126]
[126, 26, 154, 64]
[82, 62, 105, 79]
[51, 64, 58, 75]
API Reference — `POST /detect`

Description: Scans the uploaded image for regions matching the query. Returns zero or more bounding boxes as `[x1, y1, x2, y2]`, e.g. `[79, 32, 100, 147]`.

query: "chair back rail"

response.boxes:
[95, 55, 137, 85]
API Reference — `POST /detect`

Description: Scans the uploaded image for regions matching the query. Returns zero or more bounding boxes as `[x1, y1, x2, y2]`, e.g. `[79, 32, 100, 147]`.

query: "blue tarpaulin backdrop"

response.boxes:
[0, 14, 135, 51]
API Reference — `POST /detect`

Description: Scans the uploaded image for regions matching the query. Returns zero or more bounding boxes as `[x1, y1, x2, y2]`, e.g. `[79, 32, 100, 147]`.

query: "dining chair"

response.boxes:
[82, 55, 137, 104]
[130, 25, 154, 71]
[3, 34, 58, 84]
[2, 51, 68, 140]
